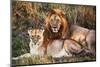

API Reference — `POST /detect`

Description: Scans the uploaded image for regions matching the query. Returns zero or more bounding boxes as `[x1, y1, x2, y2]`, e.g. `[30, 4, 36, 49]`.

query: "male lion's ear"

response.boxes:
[45, 10, 52, 24]
[46, 9, 55, 17]
[60, 11, 65, 18]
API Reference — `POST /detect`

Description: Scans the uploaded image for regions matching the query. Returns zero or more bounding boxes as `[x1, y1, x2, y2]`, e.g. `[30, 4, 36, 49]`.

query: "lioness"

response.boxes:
[28, 29, 45, 56]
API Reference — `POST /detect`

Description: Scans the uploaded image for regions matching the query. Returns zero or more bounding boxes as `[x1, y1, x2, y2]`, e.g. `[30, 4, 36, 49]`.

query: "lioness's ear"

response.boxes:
[28, 30, 32, 36]
[39, 29, 44, 34]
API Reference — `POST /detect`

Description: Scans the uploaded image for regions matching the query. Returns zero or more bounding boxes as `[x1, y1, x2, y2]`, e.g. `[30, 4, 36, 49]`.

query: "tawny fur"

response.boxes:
[70, 25, 96, 55]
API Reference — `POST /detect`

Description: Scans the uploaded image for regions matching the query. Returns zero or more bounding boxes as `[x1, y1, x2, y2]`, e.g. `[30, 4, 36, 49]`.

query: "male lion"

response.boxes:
[40, 9, 84, 58]
[40, 9, 69, 56]
[38, 9, 95, 58]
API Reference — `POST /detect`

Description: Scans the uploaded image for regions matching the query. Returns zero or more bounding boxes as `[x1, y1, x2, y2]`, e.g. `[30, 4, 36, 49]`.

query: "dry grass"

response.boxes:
[12, 53, 96, 66]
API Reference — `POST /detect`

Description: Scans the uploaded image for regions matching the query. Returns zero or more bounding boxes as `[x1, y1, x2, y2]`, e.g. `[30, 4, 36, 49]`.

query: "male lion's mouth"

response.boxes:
[52, 27, 59, 33]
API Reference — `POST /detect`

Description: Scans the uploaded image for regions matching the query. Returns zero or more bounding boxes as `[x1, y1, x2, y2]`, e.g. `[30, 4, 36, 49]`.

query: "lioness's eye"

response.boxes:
[32, 36, 34, 38]
[37, 35, 41, 39]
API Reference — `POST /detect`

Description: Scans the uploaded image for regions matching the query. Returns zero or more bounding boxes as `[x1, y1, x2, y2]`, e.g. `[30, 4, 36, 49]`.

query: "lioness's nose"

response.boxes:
[34, 40, 37, 45]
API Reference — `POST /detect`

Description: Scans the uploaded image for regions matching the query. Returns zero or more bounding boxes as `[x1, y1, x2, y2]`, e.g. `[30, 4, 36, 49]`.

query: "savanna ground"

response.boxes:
[12, 1, 96, 66]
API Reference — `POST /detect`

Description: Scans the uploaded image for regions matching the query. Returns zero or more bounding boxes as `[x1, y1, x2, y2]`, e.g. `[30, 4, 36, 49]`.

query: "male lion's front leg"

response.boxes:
[56, 48, 72, 57]
[63, 40, 83, 56]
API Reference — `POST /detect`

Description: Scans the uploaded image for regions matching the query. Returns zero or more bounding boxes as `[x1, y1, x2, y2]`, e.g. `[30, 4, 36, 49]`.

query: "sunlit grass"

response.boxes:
[12, 53, 96, 66]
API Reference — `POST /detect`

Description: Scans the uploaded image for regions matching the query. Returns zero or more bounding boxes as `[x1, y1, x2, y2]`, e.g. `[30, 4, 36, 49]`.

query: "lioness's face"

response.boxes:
[28, 29, 44, 45]
[49, 14, 61, 33]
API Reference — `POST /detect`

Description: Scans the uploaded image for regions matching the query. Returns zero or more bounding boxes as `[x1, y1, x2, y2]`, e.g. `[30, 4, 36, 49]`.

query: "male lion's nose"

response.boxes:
[53, 26, 57, 28]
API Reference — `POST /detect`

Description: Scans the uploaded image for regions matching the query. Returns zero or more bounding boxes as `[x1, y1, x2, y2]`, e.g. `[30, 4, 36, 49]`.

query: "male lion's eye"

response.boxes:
[51, 19, 53, 21]
[57, 19, 59, 21]
[56, 19, 59, 22]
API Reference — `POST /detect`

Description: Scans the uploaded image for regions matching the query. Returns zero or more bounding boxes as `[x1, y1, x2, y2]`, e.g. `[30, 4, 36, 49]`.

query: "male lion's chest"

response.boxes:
[47, 40, 64, 56]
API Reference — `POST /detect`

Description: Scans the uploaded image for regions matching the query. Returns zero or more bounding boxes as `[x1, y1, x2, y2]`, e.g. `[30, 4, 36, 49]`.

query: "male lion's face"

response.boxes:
[49, 14, 62, 33]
